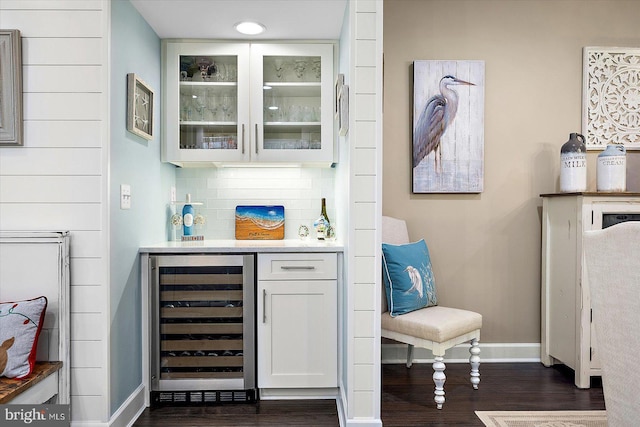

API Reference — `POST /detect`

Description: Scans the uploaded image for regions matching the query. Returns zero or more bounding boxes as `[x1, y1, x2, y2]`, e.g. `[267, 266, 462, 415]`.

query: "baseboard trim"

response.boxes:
[108, 384, 146, 427]
[382, 342, 541, 364]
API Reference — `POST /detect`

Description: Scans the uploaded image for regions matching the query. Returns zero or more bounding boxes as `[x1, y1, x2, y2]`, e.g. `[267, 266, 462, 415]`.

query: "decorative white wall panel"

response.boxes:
[583, 47, 640, 149]
[344, 0, 383, 423]
[0, 1, 109, 424]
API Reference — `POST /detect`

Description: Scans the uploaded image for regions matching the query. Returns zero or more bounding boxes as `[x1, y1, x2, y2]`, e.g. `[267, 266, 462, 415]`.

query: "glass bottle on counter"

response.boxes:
[182, 194, 195, 236]
[314, 198, 330, 240]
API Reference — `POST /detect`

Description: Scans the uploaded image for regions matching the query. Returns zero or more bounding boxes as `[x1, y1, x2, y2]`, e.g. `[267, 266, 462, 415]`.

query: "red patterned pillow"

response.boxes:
[0, 296, 48, 378]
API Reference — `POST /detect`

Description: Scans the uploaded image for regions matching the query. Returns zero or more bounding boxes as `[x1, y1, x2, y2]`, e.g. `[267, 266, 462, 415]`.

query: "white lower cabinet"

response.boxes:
[257, 253, 337, 390]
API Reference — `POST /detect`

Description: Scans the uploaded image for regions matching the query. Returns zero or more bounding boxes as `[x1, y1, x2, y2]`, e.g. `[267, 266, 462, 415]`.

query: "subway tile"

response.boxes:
[355, 67, 376, 94]
[356, 12, 377, 40]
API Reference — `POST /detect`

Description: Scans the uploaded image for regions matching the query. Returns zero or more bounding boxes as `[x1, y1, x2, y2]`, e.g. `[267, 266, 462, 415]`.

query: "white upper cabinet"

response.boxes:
[162, 41, 335, 167]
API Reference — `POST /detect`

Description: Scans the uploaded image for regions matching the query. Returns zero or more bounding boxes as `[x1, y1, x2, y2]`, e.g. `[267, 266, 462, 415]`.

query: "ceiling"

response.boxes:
[130, 0, 347, 40]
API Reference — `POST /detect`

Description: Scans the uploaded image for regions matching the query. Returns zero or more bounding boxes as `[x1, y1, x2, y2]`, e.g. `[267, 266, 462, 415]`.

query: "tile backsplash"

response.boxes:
[174, 167, 336, 240]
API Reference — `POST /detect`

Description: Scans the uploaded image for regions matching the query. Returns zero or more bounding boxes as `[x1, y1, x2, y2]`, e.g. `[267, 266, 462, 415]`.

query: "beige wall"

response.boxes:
[383, 0, 640, 343]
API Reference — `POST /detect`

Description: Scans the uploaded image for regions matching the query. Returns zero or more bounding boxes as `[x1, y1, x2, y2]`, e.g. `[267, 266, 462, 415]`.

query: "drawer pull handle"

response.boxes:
[280, 266, 316, 270]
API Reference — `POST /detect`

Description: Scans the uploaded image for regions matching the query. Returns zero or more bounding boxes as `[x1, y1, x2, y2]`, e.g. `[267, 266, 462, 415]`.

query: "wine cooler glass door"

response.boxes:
[150, 254, 255, 393]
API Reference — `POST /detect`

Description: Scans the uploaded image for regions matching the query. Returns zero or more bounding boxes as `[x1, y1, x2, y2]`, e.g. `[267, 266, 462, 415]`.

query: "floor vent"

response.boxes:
[151, 389, 256, 406]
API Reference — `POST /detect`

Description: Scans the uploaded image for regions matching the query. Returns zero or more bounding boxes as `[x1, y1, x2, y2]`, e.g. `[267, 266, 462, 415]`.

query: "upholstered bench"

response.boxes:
[381, 216, 482, 409]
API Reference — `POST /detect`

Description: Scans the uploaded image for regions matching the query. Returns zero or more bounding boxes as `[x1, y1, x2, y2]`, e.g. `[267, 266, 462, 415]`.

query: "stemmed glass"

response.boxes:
[273, 58, 285, 80]
[193, 88, 208, 121]
[221, 95, 234, 122]
[293, 59, 306, 79]
[206, 93, 218, 122]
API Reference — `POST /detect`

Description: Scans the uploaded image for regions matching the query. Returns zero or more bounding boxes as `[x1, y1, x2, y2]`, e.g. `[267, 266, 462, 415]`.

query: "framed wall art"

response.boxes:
[0, 29, 23, 147]
[335, 73, 344, 118]
[338, 84, 349, 136]
[583, 47, 640, 150]
[127, 73, 154, 140]
[412, 60, 485, 193]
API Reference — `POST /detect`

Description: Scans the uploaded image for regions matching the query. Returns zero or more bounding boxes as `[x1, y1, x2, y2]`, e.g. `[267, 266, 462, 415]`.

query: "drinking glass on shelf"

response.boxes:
[193, 88, 207, 121]
[273, 58, 285, 80]
[221, 95, 233, 121]
[293, 59, 306, 79]
[312, 59, 321, 80]
[207, 93, 219, 122]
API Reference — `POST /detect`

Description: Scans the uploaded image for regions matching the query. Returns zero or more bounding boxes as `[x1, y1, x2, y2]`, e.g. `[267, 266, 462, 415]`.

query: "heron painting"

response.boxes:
[412, 60, 484, 193]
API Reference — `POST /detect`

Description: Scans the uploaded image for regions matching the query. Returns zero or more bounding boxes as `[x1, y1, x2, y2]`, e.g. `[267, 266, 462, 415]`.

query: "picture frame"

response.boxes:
[338, 84, 349, 136]
[335, 73, 344, 118]
[0, 29, 23, 147]
[583, 47, 640, 150]
[412, 60, 485, 193]
[127, 73, 154, 140]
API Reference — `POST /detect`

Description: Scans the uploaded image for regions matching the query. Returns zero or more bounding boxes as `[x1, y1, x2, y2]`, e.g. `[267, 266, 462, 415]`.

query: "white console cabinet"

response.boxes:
[540, 192, 640, 388]
[257, 252, 337, 395]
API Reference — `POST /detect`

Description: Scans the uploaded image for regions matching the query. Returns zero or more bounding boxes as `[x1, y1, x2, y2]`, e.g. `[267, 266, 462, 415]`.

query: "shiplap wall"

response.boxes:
[344, 0, 383, 424]
[0, 0, 109, 424]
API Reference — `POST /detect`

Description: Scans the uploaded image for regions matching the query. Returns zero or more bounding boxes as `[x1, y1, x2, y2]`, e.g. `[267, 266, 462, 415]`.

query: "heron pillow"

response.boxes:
[0, 296, 48, 379]
[382, 239, 437, 317]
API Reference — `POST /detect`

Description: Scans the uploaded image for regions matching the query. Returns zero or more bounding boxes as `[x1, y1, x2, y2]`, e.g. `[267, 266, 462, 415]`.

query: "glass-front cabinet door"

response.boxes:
[163, 41, 334, 166]
[163, 42, 251, 165]
[250, 44, 334, 164]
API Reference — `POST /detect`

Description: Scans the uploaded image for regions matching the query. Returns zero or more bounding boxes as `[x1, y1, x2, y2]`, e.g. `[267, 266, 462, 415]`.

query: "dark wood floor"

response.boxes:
[133, 363, 605, 426]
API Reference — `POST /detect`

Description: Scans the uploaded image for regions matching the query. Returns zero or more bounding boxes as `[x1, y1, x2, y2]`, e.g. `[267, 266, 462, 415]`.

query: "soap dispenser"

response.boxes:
[182, 194, 195, 236]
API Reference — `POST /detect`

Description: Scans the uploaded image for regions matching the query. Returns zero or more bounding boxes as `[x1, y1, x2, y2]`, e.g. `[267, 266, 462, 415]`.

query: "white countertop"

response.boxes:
[139, 239, 344, 253]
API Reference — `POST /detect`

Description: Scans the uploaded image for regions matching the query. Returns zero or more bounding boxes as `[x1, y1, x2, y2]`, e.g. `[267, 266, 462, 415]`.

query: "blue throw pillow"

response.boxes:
[382, 239, 437, 317]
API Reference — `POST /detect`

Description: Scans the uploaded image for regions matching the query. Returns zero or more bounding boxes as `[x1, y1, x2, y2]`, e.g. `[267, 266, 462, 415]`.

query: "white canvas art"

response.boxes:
[412, 60, 484, 193]
[583, 47, 640, 150]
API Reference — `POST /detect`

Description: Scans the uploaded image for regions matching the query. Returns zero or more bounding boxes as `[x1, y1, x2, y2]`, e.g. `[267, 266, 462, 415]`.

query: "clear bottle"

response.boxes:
[314, 198, 330, 240]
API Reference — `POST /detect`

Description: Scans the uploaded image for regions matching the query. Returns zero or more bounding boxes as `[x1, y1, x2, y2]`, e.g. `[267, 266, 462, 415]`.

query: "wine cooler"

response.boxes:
[149, 254, 256, 404]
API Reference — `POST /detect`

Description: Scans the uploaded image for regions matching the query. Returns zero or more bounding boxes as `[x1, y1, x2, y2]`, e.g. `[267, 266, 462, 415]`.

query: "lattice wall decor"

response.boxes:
[583, 47, 640, 150]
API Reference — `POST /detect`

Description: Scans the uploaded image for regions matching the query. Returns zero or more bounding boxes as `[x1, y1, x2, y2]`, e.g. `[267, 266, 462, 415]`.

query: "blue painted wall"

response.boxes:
[110, 0, 176, 415]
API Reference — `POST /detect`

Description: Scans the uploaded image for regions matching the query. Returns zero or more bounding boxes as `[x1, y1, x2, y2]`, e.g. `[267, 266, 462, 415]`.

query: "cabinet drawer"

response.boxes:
[258, 253, 337, 280]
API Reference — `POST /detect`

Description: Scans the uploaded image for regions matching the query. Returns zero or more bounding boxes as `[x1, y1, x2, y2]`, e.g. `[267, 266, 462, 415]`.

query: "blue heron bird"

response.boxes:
[413, 75, 475, 171]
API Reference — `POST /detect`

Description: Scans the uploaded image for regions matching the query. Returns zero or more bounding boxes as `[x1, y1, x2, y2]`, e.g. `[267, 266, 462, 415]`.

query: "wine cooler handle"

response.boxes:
[262, 288, 266, 323]
[255, 124, 259, 154]
[241, 124, 245, 154]
[280, 266, 316, 270]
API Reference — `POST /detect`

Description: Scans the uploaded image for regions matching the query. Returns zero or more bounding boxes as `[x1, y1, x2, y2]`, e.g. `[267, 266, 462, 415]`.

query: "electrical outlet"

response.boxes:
[170, 186, 177, 203]
[120, 184, 131, 209]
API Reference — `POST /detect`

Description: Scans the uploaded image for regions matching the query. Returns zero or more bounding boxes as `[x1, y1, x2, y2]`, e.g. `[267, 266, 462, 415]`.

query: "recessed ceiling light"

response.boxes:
[234, 21, 266, 35]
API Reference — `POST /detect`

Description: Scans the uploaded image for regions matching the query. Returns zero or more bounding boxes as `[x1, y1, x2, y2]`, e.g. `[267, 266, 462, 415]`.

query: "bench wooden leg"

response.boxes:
[433, 356, 446, 409]
[470, 338, 480, 389]
[406, 344, 414, 368]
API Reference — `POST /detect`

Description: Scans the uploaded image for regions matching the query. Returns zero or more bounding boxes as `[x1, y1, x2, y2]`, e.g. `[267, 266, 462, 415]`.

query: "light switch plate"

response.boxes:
[120, 184, 131, 209]
[170, 186, 177, 203]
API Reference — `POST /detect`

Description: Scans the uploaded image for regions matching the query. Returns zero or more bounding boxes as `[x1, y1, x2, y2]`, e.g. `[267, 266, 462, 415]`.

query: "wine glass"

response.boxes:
[193, 88, 207, 121]
[293, 59, 306, 79]
[273, 58, 285, 80]
[207, 93, 219, 122]
[221, 95, 234, 121]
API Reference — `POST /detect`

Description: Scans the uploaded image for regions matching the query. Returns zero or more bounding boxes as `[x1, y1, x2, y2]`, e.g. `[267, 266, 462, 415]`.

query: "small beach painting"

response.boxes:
[235, 205, 285, 240]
